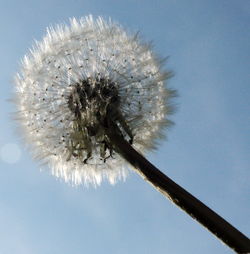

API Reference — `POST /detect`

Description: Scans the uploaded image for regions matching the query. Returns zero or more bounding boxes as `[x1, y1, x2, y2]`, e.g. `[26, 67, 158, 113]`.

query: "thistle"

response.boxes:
[14, 15, 250, 253]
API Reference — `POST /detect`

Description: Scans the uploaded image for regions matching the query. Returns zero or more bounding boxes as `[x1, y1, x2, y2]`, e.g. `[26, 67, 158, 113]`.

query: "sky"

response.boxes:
[0, 0, 249, 253]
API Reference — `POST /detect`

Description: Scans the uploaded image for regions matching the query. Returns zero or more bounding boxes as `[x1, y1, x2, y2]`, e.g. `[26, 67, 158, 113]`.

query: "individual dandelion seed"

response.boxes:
[13, 15, 250, 253]
[14, 15, 175, 186]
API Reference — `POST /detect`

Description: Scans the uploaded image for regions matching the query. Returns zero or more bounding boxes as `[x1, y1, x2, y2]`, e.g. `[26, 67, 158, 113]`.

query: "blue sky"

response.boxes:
[0, 0, 249, 253]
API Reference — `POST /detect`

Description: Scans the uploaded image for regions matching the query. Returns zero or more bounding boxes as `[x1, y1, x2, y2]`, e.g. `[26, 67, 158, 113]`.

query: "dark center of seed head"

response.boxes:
[66, 77, 133, 163]
[67, 77, 120, 130]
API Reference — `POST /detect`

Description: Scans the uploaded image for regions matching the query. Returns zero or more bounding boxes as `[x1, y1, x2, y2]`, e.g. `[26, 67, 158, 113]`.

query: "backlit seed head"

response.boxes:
[14, 15, 176, 186]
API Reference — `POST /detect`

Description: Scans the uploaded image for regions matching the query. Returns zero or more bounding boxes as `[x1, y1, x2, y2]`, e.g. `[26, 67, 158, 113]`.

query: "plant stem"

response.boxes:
[105, 123, 250, 253]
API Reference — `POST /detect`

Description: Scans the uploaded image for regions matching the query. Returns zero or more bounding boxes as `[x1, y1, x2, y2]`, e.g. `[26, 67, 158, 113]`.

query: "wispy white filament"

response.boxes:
[14, 15, 175, 186]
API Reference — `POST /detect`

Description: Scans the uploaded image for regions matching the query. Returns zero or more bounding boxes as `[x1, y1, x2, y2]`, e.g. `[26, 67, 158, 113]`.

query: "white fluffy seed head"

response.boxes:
[14, 15, 176, 186]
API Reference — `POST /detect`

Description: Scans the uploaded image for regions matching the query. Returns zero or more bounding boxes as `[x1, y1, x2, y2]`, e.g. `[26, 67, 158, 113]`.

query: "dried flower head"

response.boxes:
[14, 15, 175, 186]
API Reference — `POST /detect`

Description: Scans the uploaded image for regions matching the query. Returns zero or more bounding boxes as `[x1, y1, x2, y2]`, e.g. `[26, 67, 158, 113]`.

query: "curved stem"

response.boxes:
[105, 123, 250, 253]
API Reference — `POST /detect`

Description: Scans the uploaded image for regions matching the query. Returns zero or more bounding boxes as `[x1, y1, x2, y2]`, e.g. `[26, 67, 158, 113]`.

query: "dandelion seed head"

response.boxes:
[14, 15, 176, 186]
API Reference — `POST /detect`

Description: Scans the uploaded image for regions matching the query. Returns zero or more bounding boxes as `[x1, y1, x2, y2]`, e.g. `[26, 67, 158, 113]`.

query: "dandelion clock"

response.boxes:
[13, 15, 250, 253]
[14, 15, 174, 186]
